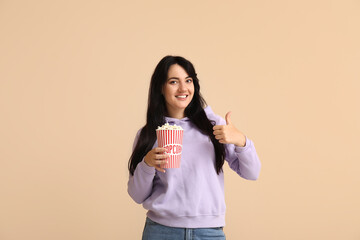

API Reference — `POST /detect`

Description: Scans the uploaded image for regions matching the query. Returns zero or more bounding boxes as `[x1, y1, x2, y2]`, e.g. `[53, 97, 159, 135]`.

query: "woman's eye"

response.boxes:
[186, 79, 193, 83]
[170, 81, 177, 84]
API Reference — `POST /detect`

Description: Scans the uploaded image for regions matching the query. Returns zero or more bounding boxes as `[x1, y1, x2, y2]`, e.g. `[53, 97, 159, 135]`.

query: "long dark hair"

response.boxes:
[128, 55, 225, 175]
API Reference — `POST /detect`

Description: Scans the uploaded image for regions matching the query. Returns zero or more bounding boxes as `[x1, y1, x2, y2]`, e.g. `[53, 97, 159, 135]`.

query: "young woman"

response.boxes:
[128, 55, 261, 240]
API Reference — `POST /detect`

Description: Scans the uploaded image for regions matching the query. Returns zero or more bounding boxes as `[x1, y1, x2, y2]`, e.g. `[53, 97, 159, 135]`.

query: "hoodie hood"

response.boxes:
[164, 105, 214, 125]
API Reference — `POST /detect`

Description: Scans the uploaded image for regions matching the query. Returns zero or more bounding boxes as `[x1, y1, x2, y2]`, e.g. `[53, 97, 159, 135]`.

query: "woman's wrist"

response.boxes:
[144, 155, 152, 167]
[235, 135, 246, 147]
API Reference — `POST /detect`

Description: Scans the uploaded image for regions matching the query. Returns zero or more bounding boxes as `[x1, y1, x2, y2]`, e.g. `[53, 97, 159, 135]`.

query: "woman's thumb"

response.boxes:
[225, 111, 232, 125]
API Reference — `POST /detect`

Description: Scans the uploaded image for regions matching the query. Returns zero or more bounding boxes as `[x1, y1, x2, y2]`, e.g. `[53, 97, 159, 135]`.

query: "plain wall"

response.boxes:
[1, 0, 359, 239]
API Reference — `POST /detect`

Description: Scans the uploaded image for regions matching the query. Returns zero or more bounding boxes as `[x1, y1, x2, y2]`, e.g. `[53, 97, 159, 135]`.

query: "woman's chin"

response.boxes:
[177, 102, 191, 110]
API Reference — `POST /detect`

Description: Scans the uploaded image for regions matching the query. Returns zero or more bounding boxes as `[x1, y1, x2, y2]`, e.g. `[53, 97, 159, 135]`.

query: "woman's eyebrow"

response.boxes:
[167, 76, 192, 80]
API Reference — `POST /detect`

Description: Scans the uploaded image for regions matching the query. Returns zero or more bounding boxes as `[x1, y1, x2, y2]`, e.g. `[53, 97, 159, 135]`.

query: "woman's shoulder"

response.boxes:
[132, 125, 146, 143]
[204, 106, 226, 125]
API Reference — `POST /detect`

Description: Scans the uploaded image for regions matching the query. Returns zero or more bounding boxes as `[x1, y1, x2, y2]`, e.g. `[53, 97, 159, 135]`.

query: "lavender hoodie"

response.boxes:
[127, 106, 261, 228]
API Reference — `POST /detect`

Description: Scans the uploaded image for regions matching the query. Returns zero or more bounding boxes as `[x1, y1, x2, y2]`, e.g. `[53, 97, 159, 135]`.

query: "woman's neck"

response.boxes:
[165, 109, 185, 119]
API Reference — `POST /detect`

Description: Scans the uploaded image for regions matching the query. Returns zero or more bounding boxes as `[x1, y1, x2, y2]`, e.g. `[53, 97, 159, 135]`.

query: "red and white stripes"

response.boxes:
[156, 129, 184, 168]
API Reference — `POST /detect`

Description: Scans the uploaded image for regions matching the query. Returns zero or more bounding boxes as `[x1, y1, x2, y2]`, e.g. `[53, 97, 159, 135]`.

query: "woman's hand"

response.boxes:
[144, 147, 169, 173]
[213, 111, 247, 147]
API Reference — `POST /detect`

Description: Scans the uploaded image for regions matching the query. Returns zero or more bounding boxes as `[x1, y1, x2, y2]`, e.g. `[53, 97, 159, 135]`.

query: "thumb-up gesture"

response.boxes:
[213, 111, 247, 147]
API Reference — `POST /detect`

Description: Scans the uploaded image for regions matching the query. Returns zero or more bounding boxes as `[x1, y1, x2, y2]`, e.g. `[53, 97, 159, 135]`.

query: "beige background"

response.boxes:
[1, 0, 359, 239]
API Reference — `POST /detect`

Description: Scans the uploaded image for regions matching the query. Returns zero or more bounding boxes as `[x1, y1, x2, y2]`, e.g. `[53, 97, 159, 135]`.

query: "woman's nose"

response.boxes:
[179, 82, 187, 92]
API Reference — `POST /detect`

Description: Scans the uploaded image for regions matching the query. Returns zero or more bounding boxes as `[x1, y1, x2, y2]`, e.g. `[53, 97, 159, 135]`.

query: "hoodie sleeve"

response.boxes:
[127, 129, 156, 204]
[218, 116, 261, 180]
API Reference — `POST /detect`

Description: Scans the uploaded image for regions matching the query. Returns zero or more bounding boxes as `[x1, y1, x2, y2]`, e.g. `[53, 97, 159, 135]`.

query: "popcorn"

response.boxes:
[157, 122, 183, 130]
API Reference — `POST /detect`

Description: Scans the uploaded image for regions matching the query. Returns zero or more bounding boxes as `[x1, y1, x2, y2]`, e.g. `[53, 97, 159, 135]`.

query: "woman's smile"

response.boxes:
[175, 94, 189, 100]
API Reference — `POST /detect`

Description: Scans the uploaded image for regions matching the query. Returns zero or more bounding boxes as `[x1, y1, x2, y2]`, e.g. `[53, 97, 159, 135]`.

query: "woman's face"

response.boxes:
[162, 64, 194, 118]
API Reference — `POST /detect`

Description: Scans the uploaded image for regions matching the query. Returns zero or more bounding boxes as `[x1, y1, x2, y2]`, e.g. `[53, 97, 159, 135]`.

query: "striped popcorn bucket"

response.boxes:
[156, 129, 183, 168]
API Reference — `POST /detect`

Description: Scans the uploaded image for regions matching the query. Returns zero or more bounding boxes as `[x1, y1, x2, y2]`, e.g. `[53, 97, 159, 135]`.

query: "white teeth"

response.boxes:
[176, 95, 187, 98]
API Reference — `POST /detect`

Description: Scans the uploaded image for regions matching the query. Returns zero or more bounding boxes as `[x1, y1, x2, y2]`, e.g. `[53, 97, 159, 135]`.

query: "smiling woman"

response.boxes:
[127, 55, 261, 240]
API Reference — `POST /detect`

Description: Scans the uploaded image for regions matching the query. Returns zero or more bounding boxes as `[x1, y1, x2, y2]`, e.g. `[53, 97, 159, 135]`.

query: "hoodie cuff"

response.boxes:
[138, 159, 156, 175]
[234, 136, 252, 153]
